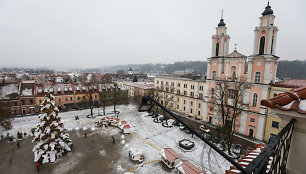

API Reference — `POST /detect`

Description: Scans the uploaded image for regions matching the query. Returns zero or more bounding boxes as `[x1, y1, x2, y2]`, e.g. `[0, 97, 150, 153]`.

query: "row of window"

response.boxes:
[211, 70, 262, 83]
[180, 106, 201, 116]
[210, 87, 259, 107]
[156, 80, 204, 90]
[175, 89, 203, 99]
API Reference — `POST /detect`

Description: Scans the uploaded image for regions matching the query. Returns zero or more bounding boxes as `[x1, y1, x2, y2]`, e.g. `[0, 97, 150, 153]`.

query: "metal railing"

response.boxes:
[243, 118, 295, 174]
[138, 96, 295, 174]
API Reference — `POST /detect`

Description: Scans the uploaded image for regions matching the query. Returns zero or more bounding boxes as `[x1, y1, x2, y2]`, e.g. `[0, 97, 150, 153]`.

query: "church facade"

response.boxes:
[155, 3, 279, 141]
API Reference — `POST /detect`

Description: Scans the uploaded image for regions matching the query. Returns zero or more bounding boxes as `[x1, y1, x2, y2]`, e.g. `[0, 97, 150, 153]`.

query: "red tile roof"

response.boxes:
[114, 118, 120, 122]
[274, 79, 306, 88]
[121, 124, 131, 129]
[164, 148, 181, 163]
[180, 160, 204, 174]
[225, 144, 270, 174]
[261, 87, 306, 114]
[120, 121, 127, 125]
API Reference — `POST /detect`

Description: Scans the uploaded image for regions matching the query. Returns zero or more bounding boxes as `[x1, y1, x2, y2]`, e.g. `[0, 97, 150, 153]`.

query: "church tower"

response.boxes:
[248, 2, 279, 84]
[211, 12, 230, 57]
[253, 2, 279, 55]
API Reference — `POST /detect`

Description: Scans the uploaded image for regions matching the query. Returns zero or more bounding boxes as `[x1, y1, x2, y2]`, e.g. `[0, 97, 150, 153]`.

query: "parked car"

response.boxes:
[212, 136, 221, 143]
[179, 125, 186, 130]
[204, 132, 212, 140]
[233, 144, 242, 154]
[152, 113, 158, 118]
[199, 125, 210, 133]
[184, 129, 192, 134]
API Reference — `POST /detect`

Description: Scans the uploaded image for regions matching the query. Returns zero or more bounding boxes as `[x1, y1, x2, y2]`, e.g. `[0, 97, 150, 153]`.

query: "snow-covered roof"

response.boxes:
[160, 148, 181, 163]
[176, 160, 204, 174]
[0, 83, 19, 99]
[20, 82, 35, 96]
[225, 144, 270, 174]
[120, 124, 131, 129]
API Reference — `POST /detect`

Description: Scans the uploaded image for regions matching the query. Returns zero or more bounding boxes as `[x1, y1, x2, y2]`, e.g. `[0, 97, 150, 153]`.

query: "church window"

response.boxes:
[211, 88, 215, 99]
[271, 36, 274, 54]
[252, 93, 258, 107]
[215, 43, 220, 56]
[212, 71, 216, 80]
[259, 36, 265, 55]
[230, 66, 237, 80]
[254, 72, 261, 83]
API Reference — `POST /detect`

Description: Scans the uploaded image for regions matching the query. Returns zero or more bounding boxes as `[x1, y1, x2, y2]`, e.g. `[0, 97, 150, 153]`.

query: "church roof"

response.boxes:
[226, 50, 246, 58]
[218, 18, 226, 27]
[262, 2, 273, 16]
[129, 67, 133, 71]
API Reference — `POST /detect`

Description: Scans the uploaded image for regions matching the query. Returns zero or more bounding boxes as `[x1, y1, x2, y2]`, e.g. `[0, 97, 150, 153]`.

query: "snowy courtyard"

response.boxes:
[0, 104, 231, 174]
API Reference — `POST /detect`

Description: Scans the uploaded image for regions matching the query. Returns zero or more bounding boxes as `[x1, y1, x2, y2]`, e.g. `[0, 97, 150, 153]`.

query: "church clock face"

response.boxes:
[261, 30, 265, 34]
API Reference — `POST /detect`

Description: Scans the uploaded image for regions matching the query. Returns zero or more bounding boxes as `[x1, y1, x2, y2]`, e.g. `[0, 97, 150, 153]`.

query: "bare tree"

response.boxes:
[153, 83, 174, 124]
[212, 79, 246, 154]
[83, 83, 97, 118]
[0, 99, 13, 130]
[112, 82, 118, 113]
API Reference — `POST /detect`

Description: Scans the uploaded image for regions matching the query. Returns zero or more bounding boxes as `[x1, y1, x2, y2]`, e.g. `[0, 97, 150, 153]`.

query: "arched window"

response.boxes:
[259, 36, 265, 55]
[254, 72, 261, 83]
[271, 36, 274, 54]
[211, 88, 215, 99]
[215, 43, 219, 56]
[230, 66, 237, 80]
[212, 71, 216, 80]
[252, 93, 258, 107]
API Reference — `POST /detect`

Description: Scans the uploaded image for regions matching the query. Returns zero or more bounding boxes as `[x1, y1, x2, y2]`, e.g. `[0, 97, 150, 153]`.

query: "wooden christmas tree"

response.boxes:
[32, 92, 72, 163]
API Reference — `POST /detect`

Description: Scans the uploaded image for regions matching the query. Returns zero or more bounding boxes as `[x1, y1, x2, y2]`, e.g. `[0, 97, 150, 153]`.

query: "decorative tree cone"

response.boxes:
[32, 92, 72, 164]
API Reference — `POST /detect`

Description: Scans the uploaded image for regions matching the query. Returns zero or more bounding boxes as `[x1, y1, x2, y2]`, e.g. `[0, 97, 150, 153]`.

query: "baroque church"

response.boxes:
[205, 2, 279, 140]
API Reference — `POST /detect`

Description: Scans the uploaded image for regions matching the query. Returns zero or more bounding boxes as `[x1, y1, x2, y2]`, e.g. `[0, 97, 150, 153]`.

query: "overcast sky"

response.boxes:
[0, 0, 305, 69]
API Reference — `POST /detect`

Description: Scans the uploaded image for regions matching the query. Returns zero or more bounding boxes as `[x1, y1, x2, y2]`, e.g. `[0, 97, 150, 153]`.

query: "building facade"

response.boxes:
[155, 3, 280, 140]
[154, 76, 206, 120]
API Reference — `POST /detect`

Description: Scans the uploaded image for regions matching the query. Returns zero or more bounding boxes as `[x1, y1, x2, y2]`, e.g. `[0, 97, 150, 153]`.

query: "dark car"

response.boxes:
[185, 129, 192, 134]
[204, 132, 212, 140]
[213, 136, 221, 143]
[152, 114, 158, 118]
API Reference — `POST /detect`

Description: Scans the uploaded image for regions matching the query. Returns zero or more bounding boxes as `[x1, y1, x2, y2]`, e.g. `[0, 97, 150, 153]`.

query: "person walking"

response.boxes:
[17, 142, 20, 148]
[84, 133, 87, 138]
[128, 150, 131, 157]
[36, 162, 40, 172]
[112, 136, 115, 143]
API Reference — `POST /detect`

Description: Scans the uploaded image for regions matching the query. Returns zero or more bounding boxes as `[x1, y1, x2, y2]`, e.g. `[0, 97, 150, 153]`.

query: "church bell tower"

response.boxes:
[253, 2, 279, 55]
[211, 11, 230, 57]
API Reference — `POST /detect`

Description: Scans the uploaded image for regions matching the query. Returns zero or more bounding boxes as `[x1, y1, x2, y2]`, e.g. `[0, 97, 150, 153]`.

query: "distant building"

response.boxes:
[128, 67, 134, 75]
[118, 82, 154, 97]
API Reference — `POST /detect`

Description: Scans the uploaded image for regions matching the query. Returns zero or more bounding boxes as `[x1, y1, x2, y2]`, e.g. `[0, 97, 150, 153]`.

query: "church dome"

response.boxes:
[262, 3, 273, 16]
[218, 18, 226, 27]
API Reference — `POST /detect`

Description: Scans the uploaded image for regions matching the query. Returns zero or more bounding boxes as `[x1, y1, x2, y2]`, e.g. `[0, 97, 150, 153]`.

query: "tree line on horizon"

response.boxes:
[1, 60, 305, 80]
[99, 60, 306, 80]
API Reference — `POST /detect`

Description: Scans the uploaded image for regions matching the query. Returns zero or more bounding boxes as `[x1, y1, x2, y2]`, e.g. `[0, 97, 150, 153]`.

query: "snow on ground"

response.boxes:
[1, 104, 231, 173]
[118, 105, 231, 174]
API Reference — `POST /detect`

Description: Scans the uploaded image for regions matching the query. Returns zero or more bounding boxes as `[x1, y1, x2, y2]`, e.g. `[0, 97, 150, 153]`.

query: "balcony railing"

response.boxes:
[138, 95, 295, 174]
[242, 118, 295, 174]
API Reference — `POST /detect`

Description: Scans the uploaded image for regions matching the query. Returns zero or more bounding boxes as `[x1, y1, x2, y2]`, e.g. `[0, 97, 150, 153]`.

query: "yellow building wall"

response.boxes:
[264, 86, 291, 141]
